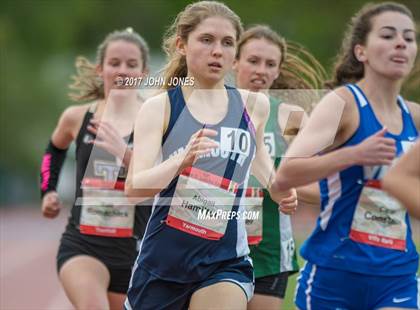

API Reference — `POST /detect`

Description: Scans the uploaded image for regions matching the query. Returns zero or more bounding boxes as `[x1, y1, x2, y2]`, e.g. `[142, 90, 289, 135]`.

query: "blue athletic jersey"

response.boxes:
[133, 86, 256, 283]
[301, 83, 419, 276]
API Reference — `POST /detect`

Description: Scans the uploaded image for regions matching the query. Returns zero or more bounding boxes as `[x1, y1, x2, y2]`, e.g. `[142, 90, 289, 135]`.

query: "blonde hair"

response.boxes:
[161, 1, 243, 89]
[237, 25, 326, 90]
[69, 28, 150, 102]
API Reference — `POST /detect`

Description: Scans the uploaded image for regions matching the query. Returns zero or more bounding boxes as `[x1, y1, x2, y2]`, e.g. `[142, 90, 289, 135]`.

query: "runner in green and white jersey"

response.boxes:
[234, 25, 325, 310]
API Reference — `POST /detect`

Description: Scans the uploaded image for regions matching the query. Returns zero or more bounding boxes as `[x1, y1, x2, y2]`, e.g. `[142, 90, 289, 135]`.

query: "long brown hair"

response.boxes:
[161, 1, 243, 89]
[325, 2, 414, 88]
[237, 25, 326, 90]
[69, 28, 150, 102]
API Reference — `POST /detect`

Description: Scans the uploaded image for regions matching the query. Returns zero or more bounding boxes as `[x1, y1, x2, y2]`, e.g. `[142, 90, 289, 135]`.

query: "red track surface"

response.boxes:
[1, 206, 73, 310]
[1, 205, 418, 310]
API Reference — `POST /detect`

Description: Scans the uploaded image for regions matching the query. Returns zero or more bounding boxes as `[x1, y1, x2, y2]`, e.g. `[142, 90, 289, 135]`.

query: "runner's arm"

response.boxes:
[278, 103, 320, 206]
[246, 92, 294, 203]
[125, 94, 178, 201]
[383, 141, 420, 219]
[274, 88, 396, 191]
[41, 104, 88, 217]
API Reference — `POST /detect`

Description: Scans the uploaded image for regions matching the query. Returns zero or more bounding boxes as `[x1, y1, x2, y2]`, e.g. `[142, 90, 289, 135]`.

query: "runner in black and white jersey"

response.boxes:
[40, 28, 151, 310]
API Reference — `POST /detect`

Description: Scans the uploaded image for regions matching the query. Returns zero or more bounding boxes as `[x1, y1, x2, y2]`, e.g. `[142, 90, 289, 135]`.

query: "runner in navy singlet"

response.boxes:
[124, 2, 297, 310]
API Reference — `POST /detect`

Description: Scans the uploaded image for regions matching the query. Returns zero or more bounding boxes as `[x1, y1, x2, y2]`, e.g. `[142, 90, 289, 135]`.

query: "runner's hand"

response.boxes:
[278, 188, 298, 215]
[180, 128, 218, 170]
[87, 119, 127, 161]
[41, 191, 62, 219]
[352, 127, 396, 166]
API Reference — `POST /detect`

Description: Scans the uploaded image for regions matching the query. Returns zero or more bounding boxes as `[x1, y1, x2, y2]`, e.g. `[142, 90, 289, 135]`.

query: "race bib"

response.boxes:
[166, 167, 238, 240]
[279, 213, 296, 272]
[79, 178, 135, 237]
[263, 132, 275, 157]
[350, 180, 407, 251]
[220, 127, 251, 156]
[243, 187, 263, 245]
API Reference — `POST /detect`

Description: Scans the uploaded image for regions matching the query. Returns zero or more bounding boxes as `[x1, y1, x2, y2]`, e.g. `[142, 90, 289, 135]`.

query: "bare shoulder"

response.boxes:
[405, 100, 420, 130]
[51, 102, 92, 146]
[304, 86, 359, 149]
[60, 103, 91, 126]
[57, 102, 92, 134]
[405, 100, 420, 114]
[320, 86, 354, 107]
[141, 91, 169, 112]
[405, 100, 419, 106]
[237, 89, 269, 123]
[137, 91, 170, 121]
[279, 102, 305, 112]
[135, 91, 171, 132]
[316, 86, 357, 121]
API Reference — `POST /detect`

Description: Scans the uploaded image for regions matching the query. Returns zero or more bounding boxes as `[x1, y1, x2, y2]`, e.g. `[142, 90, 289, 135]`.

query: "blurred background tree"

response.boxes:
[1, 0, 419, 204]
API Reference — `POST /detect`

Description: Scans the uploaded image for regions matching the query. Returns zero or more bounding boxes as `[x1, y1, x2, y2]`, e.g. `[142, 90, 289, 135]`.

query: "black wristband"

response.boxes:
[40, 140, 68, 198]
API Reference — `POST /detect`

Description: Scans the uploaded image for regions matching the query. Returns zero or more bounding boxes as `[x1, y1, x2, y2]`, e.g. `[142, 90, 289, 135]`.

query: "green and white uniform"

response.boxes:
[249, 97, 299, 278]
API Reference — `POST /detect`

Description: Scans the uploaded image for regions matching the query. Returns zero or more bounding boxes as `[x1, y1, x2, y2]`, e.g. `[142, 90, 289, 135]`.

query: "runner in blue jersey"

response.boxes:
[275, 2, 420, 310]
[124, 2, 297, 310]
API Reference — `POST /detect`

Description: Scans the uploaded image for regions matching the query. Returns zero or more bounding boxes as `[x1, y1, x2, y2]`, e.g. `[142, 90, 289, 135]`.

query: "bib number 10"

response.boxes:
[221, 127, 251, 156]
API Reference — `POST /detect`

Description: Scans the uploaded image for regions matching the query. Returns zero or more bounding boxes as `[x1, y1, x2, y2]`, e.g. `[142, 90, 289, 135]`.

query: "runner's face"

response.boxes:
[235, 38, 281, 92]
[98, 40, 145, 97]
[358, 11, 417, 80]
[181, 16, 237, 86]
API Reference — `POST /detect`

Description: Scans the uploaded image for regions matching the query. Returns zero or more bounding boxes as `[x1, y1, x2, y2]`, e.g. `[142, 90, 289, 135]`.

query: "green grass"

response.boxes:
[283, 239, 304, 310]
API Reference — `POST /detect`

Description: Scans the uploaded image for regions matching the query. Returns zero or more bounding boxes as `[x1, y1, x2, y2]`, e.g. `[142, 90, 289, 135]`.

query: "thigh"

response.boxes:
[59, 255, 110, 310]
[247, 293, 282, 310]
[108, 292, 126, 310]
[190, 281, 247, 310]
[189, 257, 254, 310]
[248, 273, 288, 310]
[374, 274, 419, 310]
